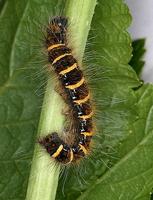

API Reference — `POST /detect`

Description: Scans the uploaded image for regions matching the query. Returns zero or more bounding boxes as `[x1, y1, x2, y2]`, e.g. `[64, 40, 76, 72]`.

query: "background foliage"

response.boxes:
[130, 39, 146, 76]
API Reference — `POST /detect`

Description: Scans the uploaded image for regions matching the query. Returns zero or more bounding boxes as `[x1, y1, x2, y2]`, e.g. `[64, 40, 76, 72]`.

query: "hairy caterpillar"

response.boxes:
[39, 16, 94, 164]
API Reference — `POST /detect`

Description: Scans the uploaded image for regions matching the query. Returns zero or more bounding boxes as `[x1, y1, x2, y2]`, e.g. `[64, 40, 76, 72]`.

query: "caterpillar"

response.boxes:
[39, 16, 94, 164]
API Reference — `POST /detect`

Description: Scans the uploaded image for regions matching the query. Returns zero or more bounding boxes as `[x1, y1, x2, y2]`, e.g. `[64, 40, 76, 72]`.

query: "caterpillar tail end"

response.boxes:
[39, 132, 89, 165]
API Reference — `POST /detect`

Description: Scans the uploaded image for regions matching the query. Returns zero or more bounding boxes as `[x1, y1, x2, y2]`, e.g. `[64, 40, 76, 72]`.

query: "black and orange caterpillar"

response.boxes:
[39, 16, 94, 164]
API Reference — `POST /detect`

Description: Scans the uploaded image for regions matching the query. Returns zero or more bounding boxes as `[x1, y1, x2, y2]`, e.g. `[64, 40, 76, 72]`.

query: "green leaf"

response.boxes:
[55, 1, 153, 200]
[1, 0, 153, 200]
[129, 39, 146, 76]
[77, 84, 153, 200]
[0, 0, 64, 199]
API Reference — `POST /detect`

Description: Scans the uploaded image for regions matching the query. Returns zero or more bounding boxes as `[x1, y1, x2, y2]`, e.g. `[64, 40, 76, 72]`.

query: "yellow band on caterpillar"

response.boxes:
[65, 77, 85, 90]
[73, 93, 90, 105]
[79, 144, 88, 155]
[52, 144, 63, 158]
[69, 149, 74, 163]
[79, 111, 93, 120]
[59, 63, 78, 75]
[47, 43, 65, 51]
[81, 131, 93, 136]
[52, 53, 72, 65]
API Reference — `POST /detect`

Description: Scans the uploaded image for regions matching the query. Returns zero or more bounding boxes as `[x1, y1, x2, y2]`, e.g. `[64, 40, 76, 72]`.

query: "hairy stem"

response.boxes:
[26, 0, 97, 200]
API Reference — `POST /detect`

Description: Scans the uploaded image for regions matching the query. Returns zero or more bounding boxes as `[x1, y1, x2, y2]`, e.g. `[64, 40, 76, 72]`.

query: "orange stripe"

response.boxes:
[65, 77, 85, 90]
[47, 43, 65, 51]
[52, 144, 63, 158]
[59, 63, 77, 75]
[52, 53, 72, 65]
[79, 111, 93, 120]
[81, 131, 93, 136]
[79, 144, 88, 155]
[73, 93, 90, 105]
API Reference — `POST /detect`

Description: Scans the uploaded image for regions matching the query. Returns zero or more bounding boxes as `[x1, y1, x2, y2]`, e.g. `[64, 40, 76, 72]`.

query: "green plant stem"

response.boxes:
[65, 0, 97, 60]
[26, 1, 97, 200]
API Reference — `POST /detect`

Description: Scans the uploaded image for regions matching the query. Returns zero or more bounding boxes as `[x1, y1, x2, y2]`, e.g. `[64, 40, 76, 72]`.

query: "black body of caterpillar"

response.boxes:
[39, 16, 94, 164]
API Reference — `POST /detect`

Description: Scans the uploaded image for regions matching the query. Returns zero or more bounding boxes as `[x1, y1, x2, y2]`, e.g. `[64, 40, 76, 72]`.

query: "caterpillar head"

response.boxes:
[46, 16, 68, 46]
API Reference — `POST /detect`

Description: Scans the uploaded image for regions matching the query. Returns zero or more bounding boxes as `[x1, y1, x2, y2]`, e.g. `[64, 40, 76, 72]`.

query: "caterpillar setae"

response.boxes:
[39, 16, 94, 164]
